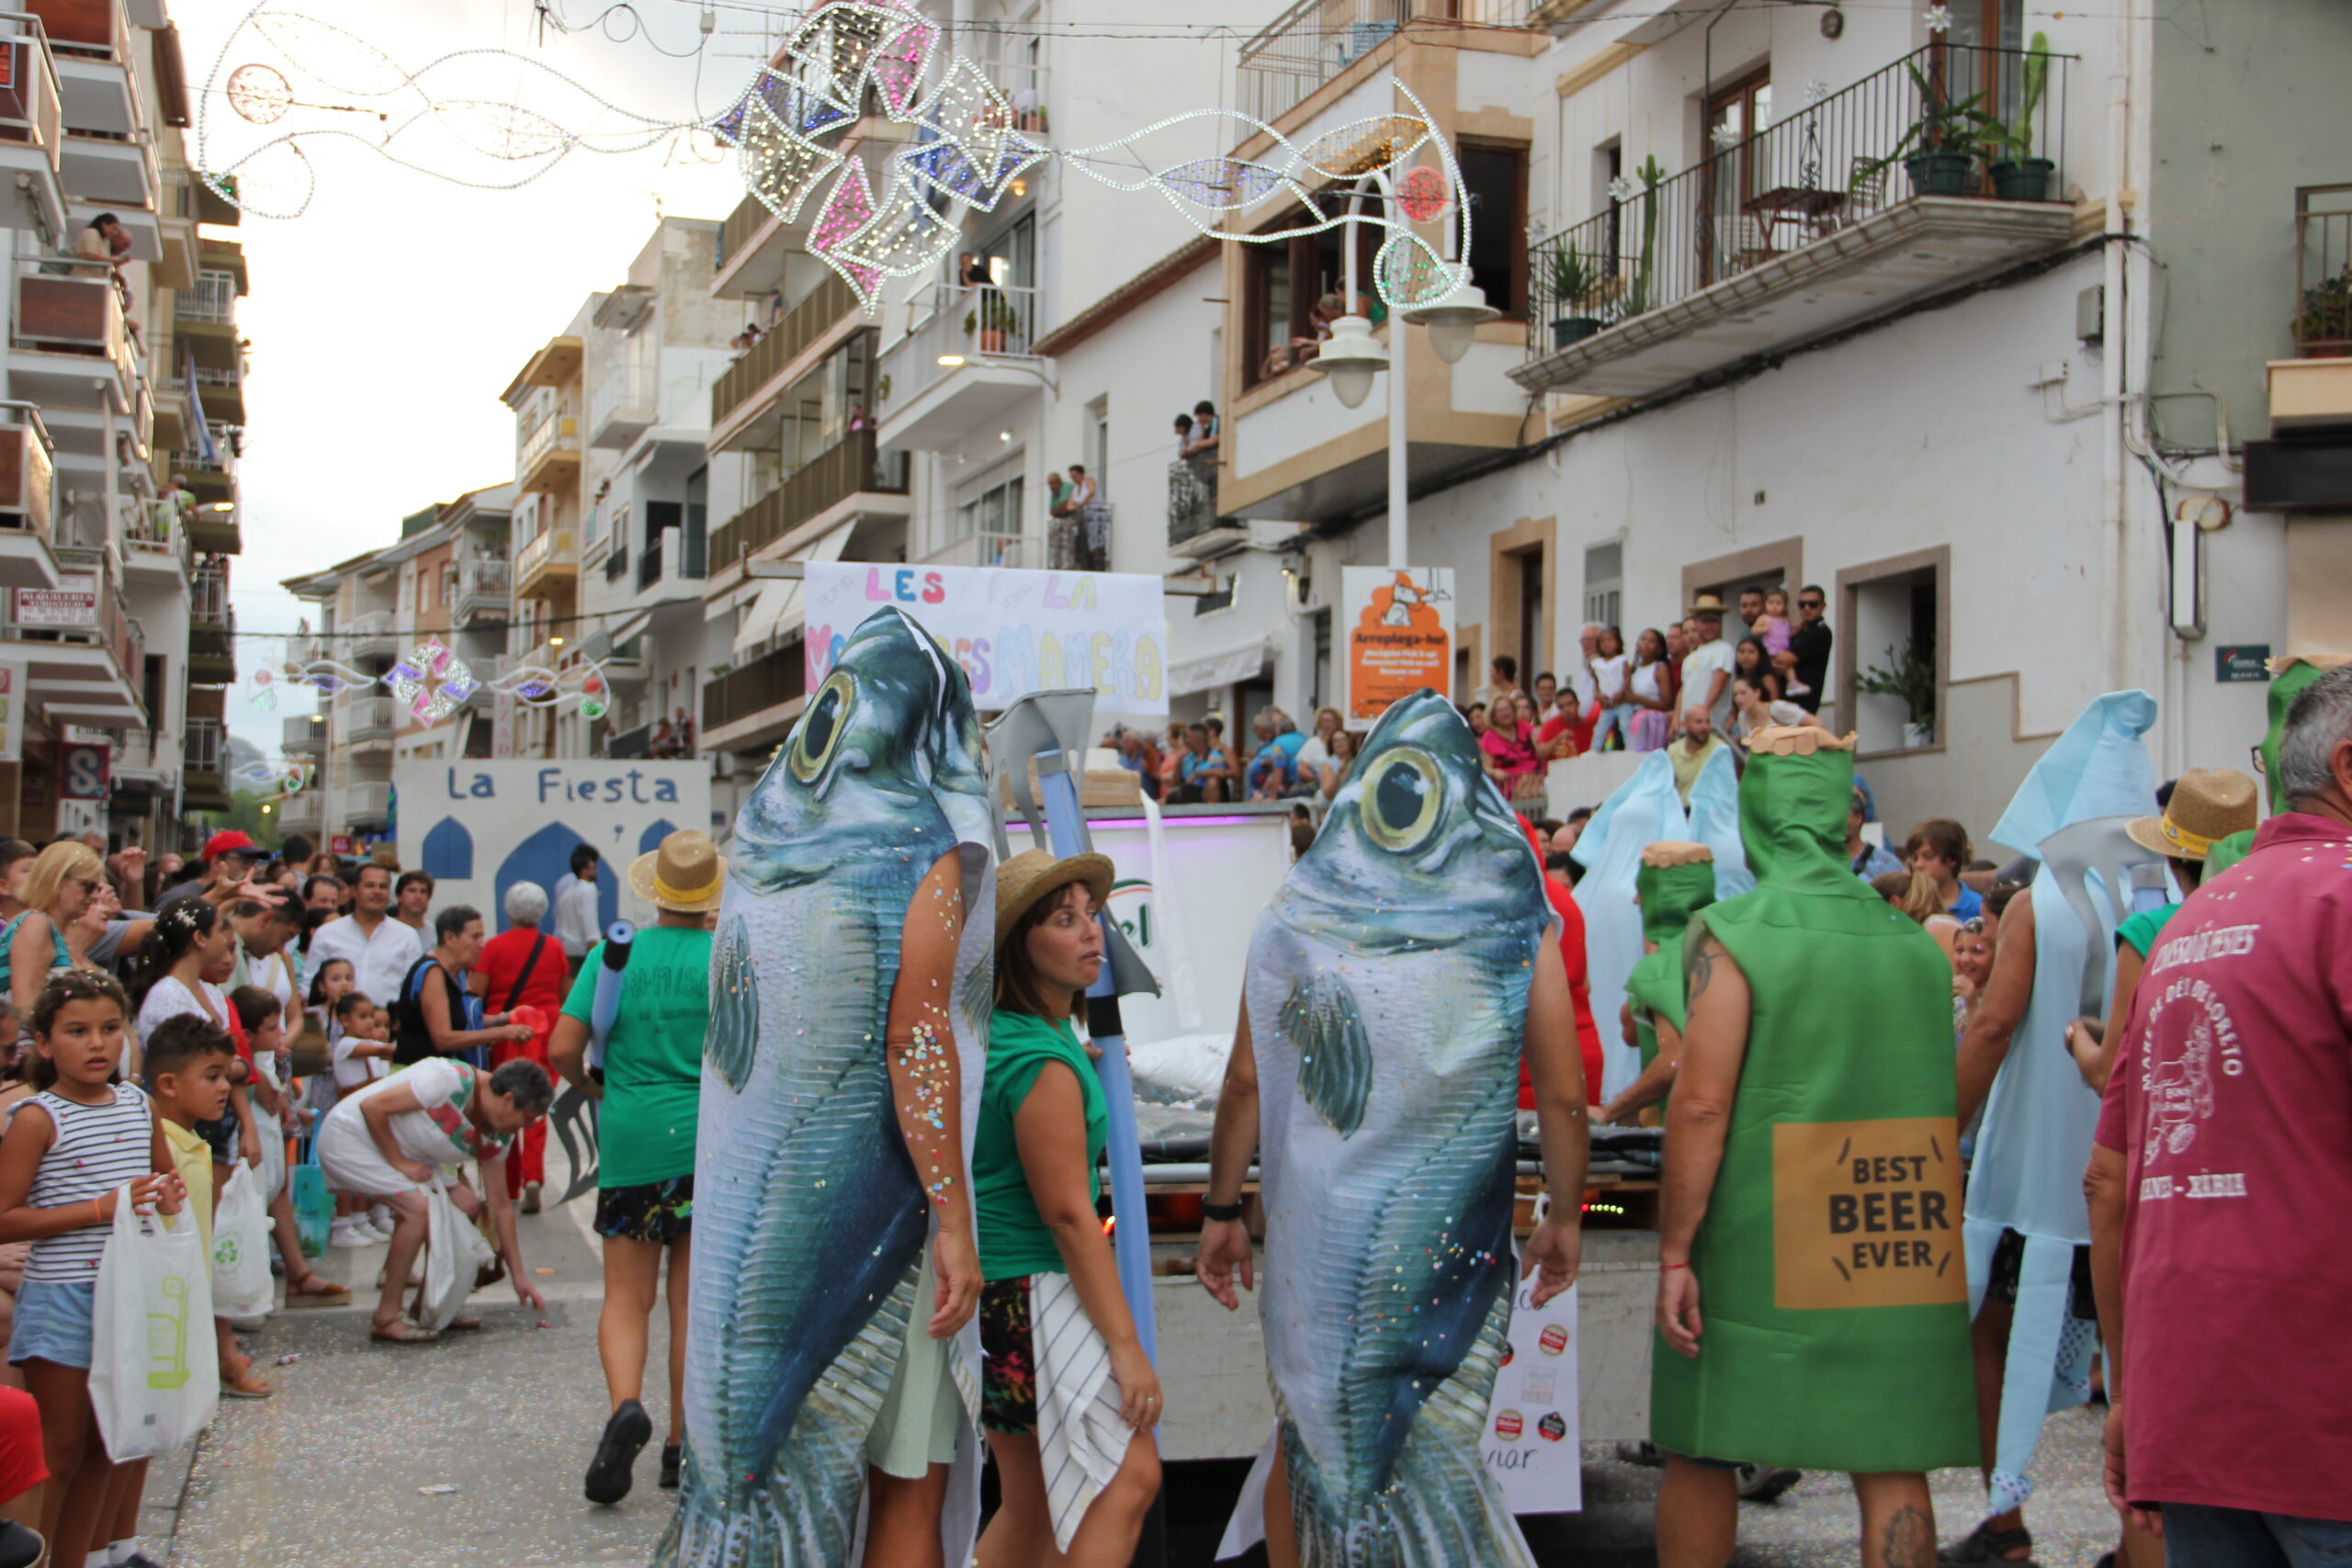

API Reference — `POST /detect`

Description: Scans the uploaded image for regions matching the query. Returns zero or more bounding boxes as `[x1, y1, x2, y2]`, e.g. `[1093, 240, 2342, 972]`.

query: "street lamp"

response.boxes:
[1404, 282, 1500, 366]
[1312, 315, 1386, 411]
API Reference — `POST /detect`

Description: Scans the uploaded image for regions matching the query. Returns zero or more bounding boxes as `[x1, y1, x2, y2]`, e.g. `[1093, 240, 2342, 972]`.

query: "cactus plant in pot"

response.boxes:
[1983, 33, 2056, 200]
[1547, 244, 1604, 349]
[1864, 61, 1995, 198]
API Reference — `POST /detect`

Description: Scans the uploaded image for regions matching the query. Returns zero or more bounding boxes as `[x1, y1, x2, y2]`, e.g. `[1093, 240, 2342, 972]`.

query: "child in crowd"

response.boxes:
[144, 1014, 269, 1401]
[227, 989, 344, 1312]
[1757, 588, 1805, 700]
[0, 970, 184, 1568]
[328, 994, 397, 1247]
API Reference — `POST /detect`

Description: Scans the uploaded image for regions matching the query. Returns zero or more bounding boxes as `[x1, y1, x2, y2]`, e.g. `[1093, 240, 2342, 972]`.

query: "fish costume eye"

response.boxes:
[1362, 747, 1442, 853]
[789, 671, 855, 784]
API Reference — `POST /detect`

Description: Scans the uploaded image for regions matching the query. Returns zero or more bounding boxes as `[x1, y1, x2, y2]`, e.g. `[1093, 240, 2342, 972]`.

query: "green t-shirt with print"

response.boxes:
[560, 924, 712, 1188]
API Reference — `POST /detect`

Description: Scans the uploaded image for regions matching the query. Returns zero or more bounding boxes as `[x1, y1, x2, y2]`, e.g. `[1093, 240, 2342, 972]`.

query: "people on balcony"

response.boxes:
[1179, 400, 1219, 464]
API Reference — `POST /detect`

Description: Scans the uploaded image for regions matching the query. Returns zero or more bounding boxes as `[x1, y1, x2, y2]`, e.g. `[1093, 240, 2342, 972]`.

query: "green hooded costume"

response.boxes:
[1649, 737, 1977, 1472]
[1624, 856, 1718, 1073]
[2206, 656, 2335, 877]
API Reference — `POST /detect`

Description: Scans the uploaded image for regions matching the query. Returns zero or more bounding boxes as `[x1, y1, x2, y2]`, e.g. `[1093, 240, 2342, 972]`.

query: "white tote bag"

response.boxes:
[415, 1179, 495, 1332]
[209, 1163, 273, 1320]
[90, 1184, 220, 1461]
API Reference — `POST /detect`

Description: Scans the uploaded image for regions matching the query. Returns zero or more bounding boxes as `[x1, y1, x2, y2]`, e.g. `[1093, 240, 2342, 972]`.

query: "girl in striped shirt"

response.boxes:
[0, 971, 183, 1568]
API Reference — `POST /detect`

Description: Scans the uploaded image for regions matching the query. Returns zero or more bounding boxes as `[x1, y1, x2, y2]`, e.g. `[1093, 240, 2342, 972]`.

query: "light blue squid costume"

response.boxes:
[1965, 690, 2160, 1518]
[1570, 746, 1752, 1100]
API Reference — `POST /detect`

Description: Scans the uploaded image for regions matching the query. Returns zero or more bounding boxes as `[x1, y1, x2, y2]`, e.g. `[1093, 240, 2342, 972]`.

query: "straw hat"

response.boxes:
[1685, 592, 1729, 619]
[1640, 840, 1715, 868]
[2124, 768, 2257, 862]
[1742, 724, 1857, 756]
[995, 848, 1113, 945]
[627, 829, 728, 914]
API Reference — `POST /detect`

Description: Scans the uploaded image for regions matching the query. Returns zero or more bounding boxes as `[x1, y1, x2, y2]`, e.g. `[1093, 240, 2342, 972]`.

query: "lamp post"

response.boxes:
[1306, 173, 1500, 570]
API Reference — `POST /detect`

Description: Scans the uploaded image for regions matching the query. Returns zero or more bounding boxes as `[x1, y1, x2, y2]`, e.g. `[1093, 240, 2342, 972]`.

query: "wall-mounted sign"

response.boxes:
[2215, 644, 2271, 683]
[1340, 566, 1454, 729]
[58, 742, 109, 800]
[14, 574, 96, 628]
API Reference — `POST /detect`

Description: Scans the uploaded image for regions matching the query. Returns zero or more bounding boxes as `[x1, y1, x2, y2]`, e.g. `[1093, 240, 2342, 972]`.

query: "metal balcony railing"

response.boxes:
[0, 20, 63, 170]
[1528, 42, 2072, 353]
[345, 780, 392, 823]
[457, 557, 511, 605]
[517, 408, 579, 472]
[712, 272, 858, 428]
[1234, 0, 1538, 126]
[175, 272, 236, 324]
[184, 717, 222, 773]
[190, 564, 229, 626]
[2293, 185, 2352, 357]
[515, 528, 576, 584]
[1169, 459, 1221, 550]
[709, 430, 909, 567]
[345, 697, 395, 739]
[882, 283, 1044, 416]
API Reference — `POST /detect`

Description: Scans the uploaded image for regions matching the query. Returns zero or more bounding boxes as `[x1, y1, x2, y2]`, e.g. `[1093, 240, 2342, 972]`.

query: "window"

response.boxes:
[951, 467, 1024, 566]
[1594, 141, 1623, 265]
[1457, 143, 1529, 320]
[1242, 207, 1382, 389]
[1582, 540, 1623, 632]
[1946, 0, 2024, 49]
[1836, 547, 1947, 754]
[1702, 67, 1772, 284]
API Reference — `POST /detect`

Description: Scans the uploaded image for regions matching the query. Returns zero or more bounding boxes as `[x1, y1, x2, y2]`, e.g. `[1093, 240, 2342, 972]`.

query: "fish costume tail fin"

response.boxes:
[651, 1263, 925, 1568]
[1283, 1292, 1534, 1568]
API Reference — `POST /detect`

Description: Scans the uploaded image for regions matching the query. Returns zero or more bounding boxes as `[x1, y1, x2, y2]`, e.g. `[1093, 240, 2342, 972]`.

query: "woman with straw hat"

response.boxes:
[2064, 767, 2257, 1090]
[550, 829, 724, 1506]
[972, 849, 1161, 1568]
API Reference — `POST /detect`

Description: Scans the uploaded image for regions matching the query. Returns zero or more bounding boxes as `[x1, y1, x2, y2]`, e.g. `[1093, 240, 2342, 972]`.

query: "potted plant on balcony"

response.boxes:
[1855, 638, 1939, 748]
[1867, 61, 1994, 198]
[1547, 244, 1605, 349]
[2293, 265, 2352, 358]
[1982, 33, 2056, 201]
[1617, 153, 1667, 319]
[961, 291, 1021, 353]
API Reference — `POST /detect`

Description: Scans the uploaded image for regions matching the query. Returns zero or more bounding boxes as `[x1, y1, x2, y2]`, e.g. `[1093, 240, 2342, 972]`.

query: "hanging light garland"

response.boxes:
[248, 634, 612, 726]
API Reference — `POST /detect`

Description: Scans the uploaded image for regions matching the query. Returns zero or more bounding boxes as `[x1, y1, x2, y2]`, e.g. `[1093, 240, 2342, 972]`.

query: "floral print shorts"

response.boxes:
[979, 1276, 1037, 1435]
[592, 1174, 694, 1244]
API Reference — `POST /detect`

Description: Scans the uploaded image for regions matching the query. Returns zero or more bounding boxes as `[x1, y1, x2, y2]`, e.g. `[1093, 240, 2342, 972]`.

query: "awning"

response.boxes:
[1168, 637, 1270, 698]
[732, 525, 854, 656]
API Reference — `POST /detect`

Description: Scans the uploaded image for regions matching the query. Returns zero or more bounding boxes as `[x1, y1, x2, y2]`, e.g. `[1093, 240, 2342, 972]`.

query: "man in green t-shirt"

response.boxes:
[550, 829, 721, 1507]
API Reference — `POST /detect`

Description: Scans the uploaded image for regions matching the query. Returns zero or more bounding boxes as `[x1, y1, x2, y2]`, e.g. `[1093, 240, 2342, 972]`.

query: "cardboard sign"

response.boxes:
[1482, 1278, 1581, 1514]
[1340, 567, 1453, 728]
[1772, 1118, 1966, 1310]
[803, 562, 1169, 716]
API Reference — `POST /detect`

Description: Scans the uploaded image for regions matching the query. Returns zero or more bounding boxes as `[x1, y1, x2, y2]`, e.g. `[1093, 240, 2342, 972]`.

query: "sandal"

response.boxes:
[221, 1368, 274, 1400]
[1939, 1523, 2035, 1568]
[369, 1318, 441, 1345]
[282, 1276, 351, 1309]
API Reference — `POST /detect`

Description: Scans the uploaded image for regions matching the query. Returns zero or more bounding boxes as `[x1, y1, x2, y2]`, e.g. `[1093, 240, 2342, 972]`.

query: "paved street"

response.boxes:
[152, 1172, 2120, 1568]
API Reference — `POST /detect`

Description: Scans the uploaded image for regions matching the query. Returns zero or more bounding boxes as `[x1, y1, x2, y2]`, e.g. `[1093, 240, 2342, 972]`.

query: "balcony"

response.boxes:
[454, 555, 510, 620]
[344, 696, 395, 745]
[277, 791, 323, 833]
[637, 525, 706, 593]
[876, 284, 1047, 452]
[1, 542, 142, 724]
[710, 272, 858, 442]
[282, 714, 323, 755]
[516, 408, 581, 496]
[190, 363, 244, 426]
[605, 720, 652, 761]
[923, 529, 1028, 570]
[0, 417, 57, 589]
[7, 256, 132, 413]
[344, 609, 396, 659]
[1517, 43, 2077, 400]
[514, 528, 578, 598]
[188, 562, 233, 682]
[591, 363, 658, 450]
[172, 270, 239, 377]
[1234, 0, 1538, 126]
[345, 779, 391, 827]
[1169, 459, 1245, 558]
[709, 431, 910, 575]
[166, 448, 233, 505]
[119, 507, 189, 584]
[0, 24, 68, 245]
[184, 500, 239, 555]
[704, 641, 806, 750]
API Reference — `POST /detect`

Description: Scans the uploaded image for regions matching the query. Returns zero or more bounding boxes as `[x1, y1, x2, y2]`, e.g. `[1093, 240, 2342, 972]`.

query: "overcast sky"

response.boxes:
[175, 0, 755, 752]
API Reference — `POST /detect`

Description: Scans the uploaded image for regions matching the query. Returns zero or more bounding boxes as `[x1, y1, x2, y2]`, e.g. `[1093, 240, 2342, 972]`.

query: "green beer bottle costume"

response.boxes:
[1623, 845, 1718, 1078]
[1650, 728, 1977, 1473]
[2206, 653, 2340, 878]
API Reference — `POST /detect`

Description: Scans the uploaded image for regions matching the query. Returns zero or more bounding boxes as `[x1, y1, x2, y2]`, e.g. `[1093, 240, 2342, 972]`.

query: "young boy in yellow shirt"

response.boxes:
[143, 1014, 270, 1398]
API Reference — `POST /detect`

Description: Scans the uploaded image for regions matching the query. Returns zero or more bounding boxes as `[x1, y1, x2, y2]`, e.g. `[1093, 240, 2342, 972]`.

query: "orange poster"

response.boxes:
[1342, 567, 1453, 727]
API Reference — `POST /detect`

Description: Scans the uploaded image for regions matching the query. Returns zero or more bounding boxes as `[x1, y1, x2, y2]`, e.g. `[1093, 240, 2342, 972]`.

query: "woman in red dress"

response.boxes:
[473, 882, 568, 1211]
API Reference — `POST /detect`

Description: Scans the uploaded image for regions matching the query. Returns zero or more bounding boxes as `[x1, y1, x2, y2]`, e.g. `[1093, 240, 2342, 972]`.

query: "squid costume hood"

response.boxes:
[1216, 689, 1551, 1568]
[1965, 689, 2159, 1520]
[658, 607, 997, 1568]
[1570, 745, 1751, 1100]
[1650, 728, 1974, 1473]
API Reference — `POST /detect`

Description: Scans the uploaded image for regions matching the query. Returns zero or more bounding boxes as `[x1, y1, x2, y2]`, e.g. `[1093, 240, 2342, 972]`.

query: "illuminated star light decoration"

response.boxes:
[197, 1, 1482, 315]
[252, 639, 610, 725]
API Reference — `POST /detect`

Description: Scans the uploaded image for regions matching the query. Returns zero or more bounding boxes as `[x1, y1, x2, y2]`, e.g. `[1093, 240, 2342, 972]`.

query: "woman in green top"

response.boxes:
[550, 830, 721, 1507]
[973, 850, 1161, 1568]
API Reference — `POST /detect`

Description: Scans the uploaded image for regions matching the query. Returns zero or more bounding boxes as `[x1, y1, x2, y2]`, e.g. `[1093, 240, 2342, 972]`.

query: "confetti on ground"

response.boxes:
[418, 1484, 458, 1495]
[533, 1268, 557, 1276]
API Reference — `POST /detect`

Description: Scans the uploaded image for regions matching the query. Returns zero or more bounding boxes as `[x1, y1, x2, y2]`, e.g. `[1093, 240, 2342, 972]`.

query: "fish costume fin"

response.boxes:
[1280, 1288, 1533, 1568]
[1281, 971, 1371, 1139]
[707, 913, 758, 1091]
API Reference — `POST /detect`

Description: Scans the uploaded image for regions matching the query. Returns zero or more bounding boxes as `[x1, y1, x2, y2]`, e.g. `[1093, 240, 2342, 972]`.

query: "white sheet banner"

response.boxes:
[803, 562, 1169, 716]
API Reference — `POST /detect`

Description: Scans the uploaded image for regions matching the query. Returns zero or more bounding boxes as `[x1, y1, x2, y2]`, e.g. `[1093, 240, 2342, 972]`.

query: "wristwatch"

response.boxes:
[1201, 1198, 1244, 1223]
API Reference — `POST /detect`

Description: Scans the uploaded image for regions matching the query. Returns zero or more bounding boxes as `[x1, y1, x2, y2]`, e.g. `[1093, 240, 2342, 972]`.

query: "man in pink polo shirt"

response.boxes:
[2088, 663, 2352, 1565]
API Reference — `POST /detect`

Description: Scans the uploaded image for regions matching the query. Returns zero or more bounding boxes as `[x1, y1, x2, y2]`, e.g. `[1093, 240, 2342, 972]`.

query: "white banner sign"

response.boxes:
[393, 760, 712, 934]
[14, 574, 96, 628]
[804, 562, 1169, 716]
[0, 660, 21, 762]
[1483, 1274, 1583, 1515]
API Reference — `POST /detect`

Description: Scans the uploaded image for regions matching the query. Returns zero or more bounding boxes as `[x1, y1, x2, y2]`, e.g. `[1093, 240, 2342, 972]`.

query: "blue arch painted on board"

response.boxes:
[420, 817, 474, 881]
[494, 822, 616, 935]
[638, 819, 678, 856]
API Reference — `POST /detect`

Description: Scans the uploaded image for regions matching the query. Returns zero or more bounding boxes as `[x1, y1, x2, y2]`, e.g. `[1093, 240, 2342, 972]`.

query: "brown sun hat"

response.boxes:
[627, 829, 728, 914]
[995, 848, 1113, 945]
[2124, 768, 2257, 862]
[1685, 592, 1729, 619]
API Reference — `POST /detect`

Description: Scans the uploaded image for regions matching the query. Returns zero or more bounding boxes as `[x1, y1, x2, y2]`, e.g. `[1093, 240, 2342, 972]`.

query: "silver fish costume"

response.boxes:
[1225, 688, 1554, 1567]
[656, 607, 995, 1568]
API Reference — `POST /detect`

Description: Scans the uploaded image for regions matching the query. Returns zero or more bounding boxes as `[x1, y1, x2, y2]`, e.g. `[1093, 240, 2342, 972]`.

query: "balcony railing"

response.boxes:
[712, 272, 857, 428]
[517, 408, 580, 472]
[514, 528, 577, 585]
[706, 643, 807, 731]
[17, 544, 141, 701]
[1528, 43, 2072, 354]
[924, 529, 1028, 570]
[717, 190, 767, 275]
[345, 697, 395, 739]
[279, 792, 323, 831]
[882, 282, 1044, 416]
[0, 23, 64, 173]
[1235, 0, 1538, 125]
[185, 717, 221, 773]
[637, 525, 707, 592]
[283, 714, 323, 752]
[1169, 459, 1221, 550]
[174, 272, 236, 324]
[10, 255, 126, 371]
[345, 609, 394, 651]
[709, 431, 909, 568]
[456, 557, 511, 608]
[345, 780, 391, 824]
[2293, 185, 2352, 358]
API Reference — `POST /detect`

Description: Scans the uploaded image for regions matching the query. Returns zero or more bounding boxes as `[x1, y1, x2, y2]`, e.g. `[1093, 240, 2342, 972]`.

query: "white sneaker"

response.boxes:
[328, 1224, 371, 1249]
[363, 1221, 398, 1244]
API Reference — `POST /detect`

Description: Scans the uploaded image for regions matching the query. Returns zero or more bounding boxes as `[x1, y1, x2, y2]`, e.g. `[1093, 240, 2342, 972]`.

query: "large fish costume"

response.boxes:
[1218, 689, 1554, 1567]
[656, 607, 995, 1568]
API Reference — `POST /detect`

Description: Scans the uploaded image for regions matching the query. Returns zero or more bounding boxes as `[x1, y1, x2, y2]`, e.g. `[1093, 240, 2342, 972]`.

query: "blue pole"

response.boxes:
[1035, 754, 1159, 1363]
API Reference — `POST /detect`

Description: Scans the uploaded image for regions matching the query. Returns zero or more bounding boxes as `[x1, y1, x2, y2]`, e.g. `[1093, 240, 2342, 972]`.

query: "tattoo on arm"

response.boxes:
[1881, 1505, 1934, 1568]
[1684, 930, 1722, 1005]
